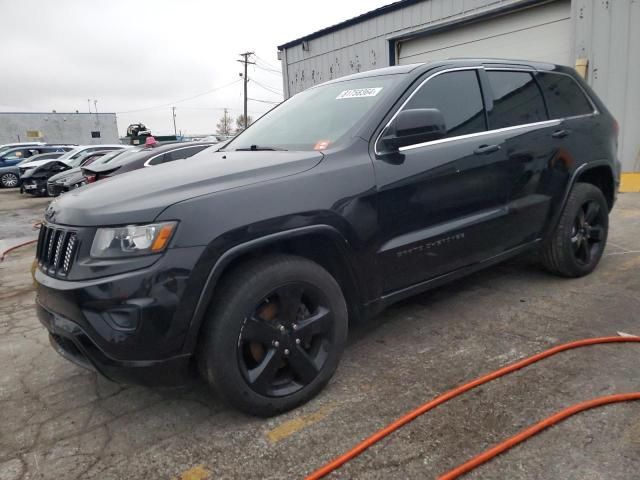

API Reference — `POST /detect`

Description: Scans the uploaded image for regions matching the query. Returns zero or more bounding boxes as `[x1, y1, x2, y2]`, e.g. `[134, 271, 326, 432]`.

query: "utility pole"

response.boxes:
[87, 99, 91, 113]
[93, 99, 98, 114]
[172, 106, 177, 136]
[237, 52, 255, 130]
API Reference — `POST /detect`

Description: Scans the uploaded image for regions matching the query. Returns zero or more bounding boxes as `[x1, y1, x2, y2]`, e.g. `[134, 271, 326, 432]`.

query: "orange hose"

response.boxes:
[438, 392, 640, 480]
[305, 336, 640, 480]
[0, 239, 38, 262]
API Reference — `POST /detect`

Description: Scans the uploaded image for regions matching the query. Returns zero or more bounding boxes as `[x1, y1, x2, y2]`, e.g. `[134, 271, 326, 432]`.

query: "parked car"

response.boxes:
[0, 152, 66, 188]
[47, 149, 141, 196]
[81, 142, 213, 182]
[0, 142, 49, 155]
[0, 145, 71, 170]
[35, 59, 619, 416]
[20, 161, 70, 196]
[18, 144, 127, 174]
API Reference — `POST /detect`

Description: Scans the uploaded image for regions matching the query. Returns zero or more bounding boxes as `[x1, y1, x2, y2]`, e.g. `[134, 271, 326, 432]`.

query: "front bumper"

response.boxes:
[35, 245, 206, 386]
[22, 178, 47, 195]
[38, 303, 192, 385]
[47, 182, 65, 197]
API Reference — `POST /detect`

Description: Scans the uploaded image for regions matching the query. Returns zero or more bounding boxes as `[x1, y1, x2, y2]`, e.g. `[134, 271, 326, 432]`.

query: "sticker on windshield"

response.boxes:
[336, 87, 383, 99]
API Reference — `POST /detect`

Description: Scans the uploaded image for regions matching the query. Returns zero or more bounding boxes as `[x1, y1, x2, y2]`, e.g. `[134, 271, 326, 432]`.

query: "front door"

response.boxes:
[374, 68, 513, 293]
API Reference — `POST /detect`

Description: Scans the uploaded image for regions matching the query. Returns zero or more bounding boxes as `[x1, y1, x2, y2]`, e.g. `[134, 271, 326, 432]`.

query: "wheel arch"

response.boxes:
[546, 161, 616, 239]
[183, 225, 363, 353]
[575, 163, 616, 211]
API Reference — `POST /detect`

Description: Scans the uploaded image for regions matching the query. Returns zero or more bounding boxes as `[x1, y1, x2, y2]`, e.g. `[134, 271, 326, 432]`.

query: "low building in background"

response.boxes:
[0, 112, 119, 145]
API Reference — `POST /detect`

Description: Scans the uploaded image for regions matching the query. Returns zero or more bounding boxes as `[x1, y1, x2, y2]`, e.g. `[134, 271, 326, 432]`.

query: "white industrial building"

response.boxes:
[278, 0, 640, 188]
[0, 112, 119, 145]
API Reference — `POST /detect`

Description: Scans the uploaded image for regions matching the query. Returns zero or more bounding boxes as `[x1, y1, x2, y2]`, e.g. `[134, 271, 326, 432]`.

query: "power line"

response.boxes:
[251, 79, 283, 96]
[254, 54, 280, 69]
[254, 63, 282, 76]
[248, 97, 281, 105]
[115, 79, 242, 114]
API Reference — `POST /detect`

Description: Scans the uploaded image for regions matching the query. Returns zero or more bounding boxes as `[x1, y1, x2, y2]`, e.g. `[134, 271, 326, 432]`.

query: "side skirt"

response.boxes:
[368, 239, 541, 311]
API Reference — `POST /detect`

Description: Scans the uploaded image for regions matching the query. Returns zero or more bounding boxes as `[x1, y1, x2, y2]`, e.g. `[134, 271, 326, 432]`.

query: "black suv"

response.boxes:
[35, 59, 619, 416]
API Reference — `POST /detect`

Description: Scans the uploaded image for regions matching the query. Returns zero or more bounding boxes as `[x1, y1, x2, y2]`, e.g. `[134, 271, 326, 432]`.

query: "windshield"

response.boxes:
[87, 148, 145, 170]
[223, 76, 399, 152]
[92, 148, 139, 167]
[56, 147, 85, 162]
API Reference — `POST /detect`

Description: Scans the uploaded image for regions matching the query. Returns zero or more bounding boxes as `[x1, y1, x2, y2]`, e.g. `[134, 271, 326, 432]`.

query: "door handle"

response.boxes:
[552, 129, 570, 139]
[474, 144, 501, 155]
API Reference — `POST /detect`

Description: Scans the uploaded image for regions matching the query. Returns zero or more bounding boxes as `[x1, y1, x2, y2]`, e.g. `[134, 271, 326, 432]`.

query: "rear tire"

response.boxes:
[541, 183, 608, 277]
[198, 254, 348, 416]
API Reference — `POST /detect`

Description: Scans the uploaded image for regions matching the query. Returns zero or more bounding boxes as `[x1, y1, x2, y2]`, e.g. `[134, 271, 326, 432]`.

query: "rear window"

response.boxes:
[486, 71, 547, 129]
[536, 72, 593, 118]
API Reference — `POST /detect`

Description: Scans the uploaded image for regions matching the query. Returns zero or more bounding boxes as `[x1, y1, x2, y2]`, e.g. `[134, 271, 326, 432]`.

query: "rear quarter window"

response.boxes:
[536, 72, 594, 118]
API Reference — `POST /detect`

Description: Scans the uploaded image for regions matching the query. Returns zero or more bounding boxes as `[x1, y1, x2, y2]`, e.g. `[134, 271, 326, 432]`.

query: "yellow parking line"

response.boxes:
[620, 173, 640, 192]
[173, 465, 211, 480]
[266, 405, 334, 444]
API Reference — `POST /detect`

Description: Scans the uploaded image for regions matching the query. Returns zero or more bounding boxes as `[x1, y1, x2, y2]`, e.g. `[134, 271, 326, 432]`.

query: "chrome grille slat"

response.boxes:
[36, 224, 78, 276]
[53, 231, 67, 270]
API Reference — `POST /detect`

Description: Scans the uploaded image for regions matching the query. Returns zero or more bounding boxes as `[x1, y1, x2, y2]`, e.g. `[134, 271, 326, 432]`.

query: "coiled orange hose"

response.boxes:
[305, 336, 640, 480]
[438, 392, 640, 479]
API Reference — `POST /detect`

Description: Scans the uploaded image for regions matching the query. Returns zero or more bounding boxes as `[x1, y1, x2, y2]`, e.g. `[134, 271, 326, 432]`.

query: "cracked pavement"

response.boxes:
[0, 188, 639, 479]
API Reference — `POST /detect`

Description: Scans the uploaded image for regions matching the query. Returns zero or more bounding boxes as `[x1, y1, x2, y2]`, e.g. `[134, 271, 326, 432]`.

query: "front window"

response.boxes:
[223, 76, 400, 152]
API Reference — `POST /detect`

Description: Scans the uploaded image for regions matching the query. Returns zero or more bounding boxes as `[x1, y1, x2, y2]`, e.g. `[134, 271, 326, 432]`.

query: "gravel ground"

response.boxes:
[0, 188, 639, 480]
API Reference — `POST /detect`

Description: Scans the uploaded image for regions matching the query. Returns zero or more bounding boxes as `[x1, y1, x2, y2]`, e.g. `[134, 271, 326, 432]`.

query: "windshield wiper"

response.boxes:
[235, 144, 288, 151]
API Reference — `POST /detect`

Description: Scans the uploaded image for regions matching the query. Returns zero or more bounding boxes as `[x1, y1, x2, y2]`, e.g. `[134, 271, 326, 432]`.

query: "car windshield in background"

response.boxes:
[223, 76, 399, 152]
[92, 148, 139, 166]
[90, 148, 147, 170]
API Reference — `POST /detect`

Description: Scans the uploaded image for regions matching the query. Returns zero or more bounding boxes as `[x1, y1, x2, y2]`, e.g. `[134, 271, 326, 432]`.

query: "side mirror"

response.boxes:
[381, 108, 447, 151]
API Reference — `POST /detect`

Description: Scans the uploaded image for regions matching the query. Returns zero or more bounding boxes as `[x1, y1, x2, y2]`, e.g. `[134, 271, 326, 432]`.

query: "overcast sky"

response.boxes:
[0, 0, 389, 136]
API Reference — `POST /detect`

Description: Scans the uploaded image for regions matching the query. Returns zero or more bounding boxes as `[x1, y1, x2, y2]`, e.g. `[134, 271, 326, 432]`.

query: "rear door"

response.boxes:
[374, 67, 514, 293]
[534, 71, 600, 214]
[480, 69, 561, 246]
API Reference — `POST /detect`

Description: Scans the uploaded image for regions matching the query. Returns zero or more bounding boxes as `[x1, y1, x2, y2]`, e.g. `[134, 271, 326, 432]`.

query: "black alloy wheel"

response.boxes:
[238, 283, 333, 397]
[542, 182, 609, 277]
[199, 255, 348, 416]
[571, 199, 605, 266]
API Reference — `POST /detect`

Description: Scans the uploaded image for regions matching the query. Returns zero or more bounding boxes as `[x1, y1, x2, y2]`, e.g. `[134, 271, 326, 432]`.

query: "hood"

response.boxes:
[19, 159, 58, 170]
[47, 149, 324, 226]
[49, 167, 81, 184]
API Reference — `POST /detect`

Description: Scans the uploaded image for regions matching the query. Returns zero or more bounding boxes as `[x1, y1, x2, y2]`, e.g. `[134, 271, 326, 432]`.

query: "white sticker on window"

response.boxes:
[336, 87, 383, 99]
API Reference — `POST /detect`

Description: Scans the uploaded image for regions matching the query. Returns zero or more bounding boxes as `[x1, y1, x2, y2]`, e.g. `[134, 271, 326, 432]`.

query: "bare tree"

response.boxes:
[216, 109, 234, 136]
[235, 114, 253, 134]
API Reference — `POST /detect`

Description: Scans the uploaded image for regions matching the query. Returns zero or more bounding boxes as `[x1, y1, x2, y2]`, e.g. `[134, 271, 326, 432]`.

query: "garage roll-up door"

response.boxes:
[398, 0, 571, 66]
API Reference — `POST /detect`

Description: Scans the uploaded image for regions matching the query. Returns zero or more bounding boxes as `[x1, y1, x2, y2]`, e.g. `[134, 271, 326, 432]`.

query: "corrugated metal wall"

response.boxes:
[573, 0, 640, 172]
[280, 0, 528, 97]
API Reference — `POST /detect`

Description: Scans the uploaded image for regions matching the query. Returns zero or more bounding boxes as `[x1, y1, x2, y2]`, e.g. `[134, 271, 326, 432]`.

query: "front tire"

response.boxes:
[542, 183, 609, 277]
[0, 172, 19, 188]
[198, 254, 348, 416]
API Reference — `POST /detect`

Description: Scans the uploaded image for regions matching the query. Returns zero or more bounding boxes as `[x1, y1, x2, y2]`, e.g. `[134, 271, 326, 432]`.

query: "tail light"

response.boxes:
[85, 174, 96, 183]
[613, 118, 619, 138]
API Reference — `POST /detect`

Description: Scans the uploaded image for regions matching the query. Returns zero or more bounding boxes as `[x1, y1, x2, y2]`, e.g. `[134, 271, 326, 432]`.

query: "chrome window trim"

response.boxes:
[398, 119, 561, 152]
[374, 66, 481, 156]
[375, 66, 598, 156]
[143, 145, 202, 167]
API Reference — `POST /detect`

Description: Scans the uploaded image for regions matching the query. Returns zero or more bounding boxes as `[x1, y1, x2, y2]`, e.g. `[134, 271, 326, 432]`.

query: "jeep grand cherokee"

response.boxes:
[35, 59, 619, 416]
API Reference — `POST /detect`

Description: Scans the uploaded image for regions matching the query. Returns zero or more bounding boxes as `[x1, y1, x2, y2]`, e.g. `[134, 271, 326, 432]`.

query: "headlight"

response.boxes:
[90, 221, 177, 258]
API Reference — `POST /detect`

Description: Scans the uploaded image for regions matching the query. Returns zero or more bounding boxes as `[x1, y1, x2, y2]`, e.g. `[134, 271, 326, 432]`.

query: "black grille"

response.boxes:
[47, 183, 64, 197]
[37, 224, 78, 276]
